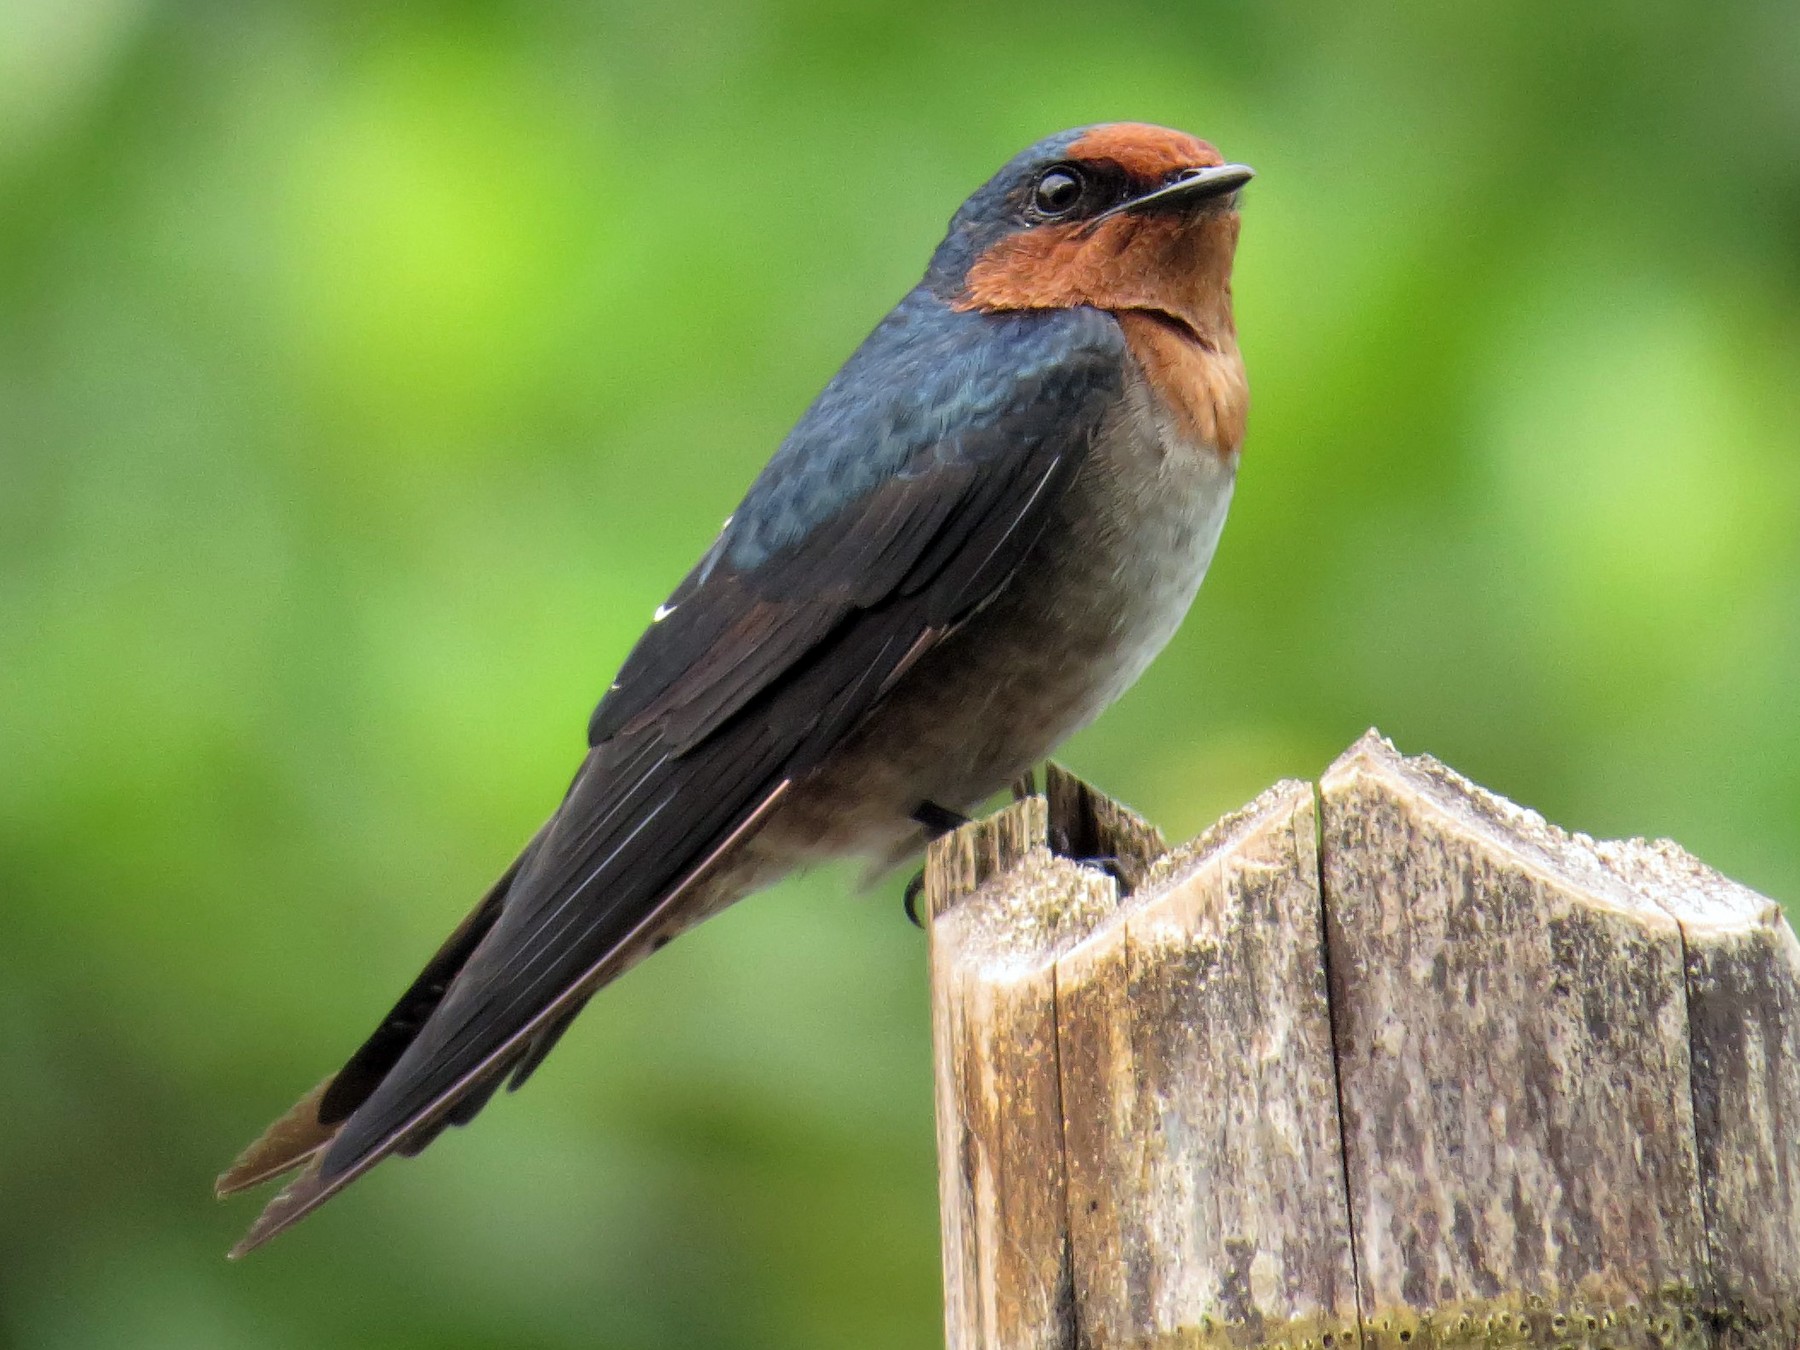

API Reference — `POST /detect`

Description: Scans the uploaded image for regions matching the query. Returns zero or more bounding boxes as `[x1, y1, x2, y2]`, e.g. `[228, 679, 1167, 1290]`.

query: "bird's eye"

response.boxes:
[1032, 167, 1085, 217]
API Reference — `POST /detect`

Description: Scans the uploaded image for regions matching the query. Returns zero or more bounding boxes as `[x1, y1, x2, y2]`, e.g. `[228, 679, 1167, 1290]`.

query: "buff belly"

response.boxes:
[762, 367, 1239, 869]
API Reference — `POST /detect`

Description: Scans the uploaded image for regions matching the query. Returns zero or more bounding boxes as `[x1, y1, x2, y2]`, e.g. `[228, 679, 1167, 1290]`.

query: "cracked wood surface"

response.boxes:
[926, 735, 1800, 1350]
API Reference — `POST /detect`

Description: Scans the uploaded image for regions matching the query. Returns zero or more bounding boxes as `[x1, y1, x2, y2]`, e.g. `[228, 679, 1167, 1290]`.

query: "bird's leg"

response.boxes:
[1010, 767, 1037, 801]
[903, 800, 972, 928]
[911, 800, 971, 835]
[1041, 770, 1135, 890]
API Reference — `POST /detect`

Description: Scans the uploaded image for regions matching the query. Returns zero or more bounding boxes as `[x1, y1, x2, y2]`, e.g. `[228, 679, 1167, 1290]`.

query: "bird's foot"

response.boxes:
[903, 872, 927, 929]
[903, 800, 972, 927]
[1070, 853, 1130, 890]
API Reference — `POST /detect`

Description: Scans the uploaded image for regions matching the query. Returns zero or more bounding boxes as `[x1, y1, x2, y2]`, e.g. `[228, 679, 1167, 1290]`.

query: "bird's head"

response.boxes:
[930, 123, 1252, 347]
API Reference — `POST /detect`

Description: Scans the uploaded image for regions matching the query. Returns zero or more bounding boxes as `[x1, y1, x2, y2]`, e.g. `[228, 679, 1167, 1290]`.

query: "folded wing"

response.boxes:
[225, 300, 1126, 1253]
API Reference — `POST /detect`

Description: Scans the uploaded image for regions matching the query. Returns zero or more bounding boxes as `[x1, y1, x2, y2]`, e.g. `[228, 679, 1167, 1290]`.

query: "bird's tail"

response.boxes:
[214, 827, 545, 1229]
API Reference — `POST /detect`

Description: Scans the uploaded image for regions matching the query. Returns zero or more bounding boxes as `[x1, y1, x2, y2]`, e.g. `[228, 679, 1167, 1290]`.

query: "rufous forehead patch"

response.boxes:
[1068, 123, 1222, 180]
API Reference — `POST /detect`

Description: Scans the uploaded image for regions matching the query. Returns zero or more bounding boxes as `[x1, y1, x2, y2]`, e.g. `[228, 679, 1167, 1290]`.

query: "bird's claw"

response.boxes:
[903, 871, 926, 929]
[1076, 853, 1130, 889]
[903, 800, 970, 929]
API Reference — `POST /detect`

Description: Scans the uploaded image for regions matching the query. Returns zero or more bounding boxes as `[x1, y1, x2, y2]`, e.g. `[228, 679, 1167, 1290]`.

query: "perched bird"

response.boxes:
[218, 122, 1252, 1254]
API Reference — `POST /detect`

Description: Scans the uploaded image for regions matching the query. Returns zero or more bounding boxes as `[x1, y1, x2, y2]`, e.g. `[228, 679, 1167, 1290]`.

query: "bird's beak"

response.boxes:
[1121, 162, 1255, 215]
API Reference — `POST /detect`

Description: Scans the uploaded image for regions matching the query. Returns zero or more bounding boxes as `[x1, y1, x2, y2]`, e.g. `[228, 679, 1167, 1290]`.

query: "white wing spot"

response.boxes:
[652, 602, 677, 622]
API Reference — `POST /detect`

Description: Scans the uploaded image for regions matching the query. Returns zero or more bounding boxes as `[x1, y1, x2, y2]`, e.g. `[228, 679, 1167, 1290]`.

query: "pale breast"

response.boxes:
[768, 354, 1240, 864]
[1032, 357, 1238, 714]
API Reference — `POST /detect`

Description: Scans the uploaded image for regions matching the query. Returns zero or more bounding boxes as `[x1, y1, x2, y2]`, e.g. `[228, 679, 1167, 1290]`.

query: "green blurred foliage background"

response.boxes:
[2, 0, 1797, 1345]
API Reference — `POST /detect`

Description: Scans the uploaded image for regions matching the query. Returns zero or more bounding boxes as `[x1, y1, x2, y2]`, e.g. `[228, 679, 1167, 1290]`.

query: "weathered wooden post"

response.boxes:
[925, 732, 1800, 1350]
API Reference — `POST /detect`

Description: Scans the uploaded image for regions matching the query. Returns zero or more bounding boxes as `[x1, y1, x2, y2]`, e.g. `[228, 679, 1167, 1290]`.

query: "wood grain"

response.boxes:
[1320, 732, 1708, 1350]
[1057, 779, 1359, 1349]
[927, 734, 1800, 1350]
[1600, 838, 1800, 1349]
[928, 797, 1120, 1349]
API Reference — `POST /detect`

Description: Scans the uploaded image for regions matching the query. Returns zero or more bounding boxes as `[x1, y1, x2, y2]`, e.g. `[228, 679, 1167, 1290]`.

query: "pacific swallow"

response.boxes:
[218, 122, 1253, 1254]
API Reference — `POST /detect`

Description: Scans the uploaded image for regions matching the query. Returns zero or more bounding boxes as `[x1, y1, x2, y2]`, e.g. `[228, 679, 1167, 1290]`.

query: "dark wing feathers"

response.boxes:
[215, 825, 545, 1198]
[228, 297, 1126, 1252]
[316, 826, 543, 1126]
